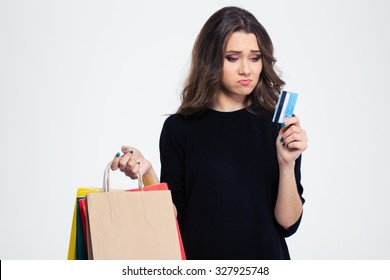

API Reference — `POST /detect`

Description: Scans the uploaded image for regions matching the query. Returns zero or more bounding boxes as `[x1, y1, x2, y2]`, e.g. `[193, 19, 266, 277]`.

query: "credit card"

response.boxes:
[272, 90, 298, 123]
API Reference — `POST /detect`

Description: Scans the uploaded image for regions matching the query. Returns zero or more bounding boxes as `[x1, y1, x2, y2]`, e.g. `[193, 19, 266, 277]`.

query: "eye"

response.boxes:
[226, 56, 238, 62]
[250, 55, 262, 62]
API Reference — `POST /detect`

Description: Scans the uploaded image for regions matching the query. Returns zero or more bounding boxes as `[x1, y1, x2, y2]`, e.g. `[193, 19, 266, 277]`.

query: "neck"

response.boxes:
[212, 92, 246, 112]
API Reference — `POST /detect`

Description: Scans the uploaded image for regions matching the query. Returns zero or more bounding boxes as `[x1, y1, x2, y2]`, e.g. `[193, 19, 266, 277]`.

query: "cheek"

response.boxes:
[222, 65, 236, 82]
[253, 63, 263, 82]
[255, 62, 263, 76]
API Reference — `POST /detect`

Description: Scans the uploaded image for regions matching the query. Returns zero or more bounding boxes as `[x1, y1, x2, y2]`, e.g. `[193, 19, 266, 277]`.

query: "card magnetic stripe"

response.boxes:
[273, 91, 287, 123]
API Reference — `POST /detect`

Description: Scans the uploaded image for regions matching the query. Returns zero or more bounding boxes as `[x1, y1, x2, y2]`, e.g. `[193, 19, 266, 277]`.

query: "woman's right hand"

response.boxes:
[111, 146, 159, 185]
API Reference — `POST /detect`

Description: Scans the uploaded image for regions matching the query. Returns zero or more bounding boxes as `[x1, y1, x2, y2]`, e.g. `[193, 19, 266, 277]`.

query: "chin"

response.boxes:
[238, 91, 253, 96]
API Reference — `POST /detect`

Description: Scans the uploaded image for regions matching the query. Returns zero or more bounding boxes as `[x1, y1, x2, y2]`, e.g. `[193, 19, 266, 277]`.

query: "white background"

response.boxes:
[1, 0, 389, 259]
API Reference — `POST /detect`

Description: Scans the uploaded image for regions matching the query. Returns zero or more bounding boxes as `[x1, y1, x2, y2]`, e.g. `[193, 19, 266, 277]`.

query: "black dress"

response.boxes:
[159, 107, 305, 260]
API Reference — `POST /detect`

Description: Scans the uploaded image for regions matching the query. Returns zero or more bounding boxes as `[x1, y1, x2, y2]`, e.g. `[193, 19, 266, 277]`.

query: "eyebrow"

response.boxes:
[225, 50, 261, 54]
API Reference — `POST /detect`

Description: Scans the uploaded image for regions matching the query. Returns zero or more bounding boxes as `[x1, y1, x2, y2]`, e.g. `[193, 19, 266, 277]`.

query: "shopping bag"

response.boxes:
[67, 187, 101, 260]
[75, 197, 88, 260]
[85, 161, 185, 260]
[76, 184, 186, 260]
[78, 197, 88, 245]
[126, 183, 186, 260]
[68, 166, 133, 259]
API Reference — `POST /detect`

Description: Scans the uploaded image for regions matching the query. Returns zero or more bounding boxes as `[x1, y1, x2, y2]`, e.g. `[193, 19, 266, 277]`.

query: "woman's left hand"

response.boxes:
[276, 116, 308, 167]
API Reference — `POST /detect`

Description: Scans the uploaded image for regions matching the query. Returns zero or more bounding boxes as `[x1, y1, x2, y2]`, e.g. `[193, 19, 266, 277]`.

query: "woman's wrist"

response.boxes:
[278, 161, 295, 174]
[141, 160, 159, 186]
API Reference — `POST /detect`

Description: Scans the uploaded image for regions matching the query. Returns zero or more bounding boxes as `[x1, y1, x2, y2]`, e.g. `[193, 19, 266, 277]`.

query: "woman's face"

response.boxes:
[220, 31, 262, 102]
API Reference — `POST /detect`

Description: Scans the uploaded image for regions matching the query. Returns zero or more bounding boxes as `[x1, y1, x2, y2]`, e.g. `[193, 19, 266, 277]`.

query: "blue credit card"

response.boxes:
[272, 91, 298, 123]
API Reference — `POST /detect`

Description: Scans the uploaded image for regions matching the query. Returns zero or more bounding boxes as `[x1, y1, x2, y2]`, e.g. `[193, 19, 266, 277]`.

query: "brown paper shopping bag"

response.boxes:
[85, 162, 183, 260]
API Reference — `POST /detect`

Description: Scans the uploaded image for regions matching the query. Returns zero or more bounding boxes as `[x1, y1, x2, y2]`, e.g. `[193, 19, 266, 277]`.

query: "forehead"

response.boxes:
[225, 32, 260, 51]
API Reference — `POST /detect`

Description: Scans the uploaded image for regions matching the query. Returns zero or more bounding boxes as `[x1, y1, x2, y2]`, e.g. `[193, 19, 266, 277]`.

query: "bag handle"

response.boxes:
[103, 161, 144, 192]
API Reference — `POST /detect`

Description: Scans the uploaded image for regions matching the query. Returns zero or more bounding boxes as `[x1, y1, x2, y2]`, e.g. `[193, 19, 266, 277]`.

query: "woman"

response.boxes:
[112, 6, 308, 260]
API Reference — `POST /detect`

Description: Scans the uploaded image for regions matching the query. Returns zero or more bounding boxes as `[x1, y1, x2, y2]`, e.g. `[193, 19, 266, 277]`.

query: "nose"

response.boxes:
[238, 59, 250, 76]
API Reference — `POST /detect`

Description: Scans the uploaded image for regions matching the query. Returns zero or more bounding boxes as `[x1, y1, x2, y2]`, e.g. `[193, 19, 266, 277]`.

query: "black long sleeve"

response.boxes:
[160, 108, 304, 260]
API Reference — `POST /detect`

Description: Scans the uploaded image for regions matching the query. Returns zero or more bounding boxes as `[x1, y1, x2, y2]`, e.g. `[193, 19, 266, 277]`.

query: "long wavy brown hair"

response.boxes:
[177, 6, 285, 115]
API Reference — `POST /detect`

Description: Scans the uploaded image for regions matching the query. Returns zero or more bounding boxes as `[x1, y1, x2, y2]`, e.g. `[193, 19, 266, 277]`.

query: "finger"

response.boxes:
[278, 123, 288, 139]
[282, 125, 305, 141]
[121, 146, 130, 154]
[284, 131, 308, 149]
[278, 117, 297, 136]
[286, 140, 308, 152]
[125, 159, 141, 179]
[279, 125, 296, 144]
[280, 127, 307, 149]
[126, 158, 138, 170]
[119, 152, 132, 171]
[111, 152, 121, 170]
[122, 146, 136, 156]
[284, 134, 304, 148]
[283, 116, 301, 128]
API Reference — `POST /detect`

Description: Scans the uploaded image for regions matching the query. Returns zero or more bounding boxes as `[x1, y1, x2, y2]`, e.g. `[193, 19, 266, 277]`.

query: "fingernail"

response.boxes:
[124, 148, 128, 153]
[280, 137, 284, 143]
[130, 150, 134, 154]
[115, 152, 120, 157]
[281, 122, 286, 128]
